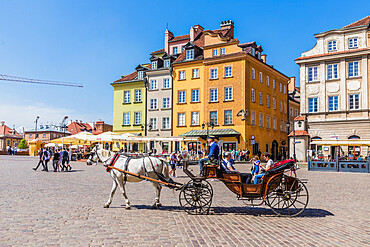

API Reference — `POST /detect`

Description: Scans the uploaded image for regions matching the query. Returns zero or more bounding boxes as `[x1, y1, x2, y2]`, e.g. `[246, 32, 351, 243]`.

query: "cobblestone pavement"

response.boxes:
[0, 156, 369, 246]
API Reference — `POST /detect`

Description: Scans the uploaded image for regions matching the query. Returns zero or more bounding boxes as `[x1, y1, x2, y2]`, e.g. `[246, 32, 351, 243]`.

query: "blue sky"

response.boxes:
[0, 0, 369, 130]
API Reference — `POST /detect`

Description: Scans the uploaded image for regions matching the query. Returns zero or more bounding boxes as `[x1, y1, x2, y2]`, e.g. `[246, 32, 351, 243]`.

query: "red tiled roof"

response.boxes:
[150, 48, 165, 55]
[295, 48, 368, 61]
[67, 122, 93, 135]
[169, 34, 190, 43]
[342, 16, 370, 29]
[288, 130, 309, 137]
[193, 33, 205, 47]
[294, 116, 306, 121]
[0, 124, 22, 137]
[114, 71, 137, 83]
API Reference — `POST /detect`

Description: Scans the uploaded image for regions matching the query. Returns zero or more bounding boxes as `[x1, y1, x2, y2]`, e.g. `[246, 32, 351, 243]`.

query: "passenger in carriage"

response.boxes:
[254, 153, 274, 184]
[222, 152, 253, 184]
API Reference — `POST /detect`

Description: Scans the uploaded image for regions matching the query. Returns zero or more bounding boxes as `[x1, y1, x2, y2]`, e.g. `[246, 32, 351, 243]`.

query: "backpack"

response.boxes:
[63, 151, 69, 160]
[44, 151, 50, 160]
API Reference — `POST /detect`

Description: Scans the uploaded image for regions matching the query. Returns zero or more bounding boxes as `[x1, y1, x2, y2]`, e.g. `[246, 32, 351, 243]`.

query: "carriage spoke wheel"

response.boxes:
[179, 180, 213, 215]
[266, 175, 309, 217]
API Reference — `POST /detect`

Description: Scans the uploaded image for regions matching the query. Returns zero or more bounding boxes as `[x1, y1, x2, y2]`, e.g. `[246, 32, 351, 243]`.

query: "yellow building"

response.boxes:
[112, 66, 149, 152]
[173, 20, 290, 160]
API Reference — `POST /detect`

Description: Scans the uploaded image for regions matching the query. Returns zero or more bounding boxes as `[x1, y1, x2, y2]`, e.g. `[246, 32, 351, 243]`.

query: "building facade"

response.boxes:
[0, 121, 22, 151]
[24, 125, 70, 143]
[173, 21, 290, 160]
[295, 16, 370, 159]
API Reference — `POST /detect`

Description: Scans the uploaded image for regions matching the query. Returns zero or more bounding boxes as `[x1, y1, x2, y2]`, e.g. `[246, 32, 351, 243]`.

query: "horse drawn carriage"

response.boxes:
[87, 146, 309, 217]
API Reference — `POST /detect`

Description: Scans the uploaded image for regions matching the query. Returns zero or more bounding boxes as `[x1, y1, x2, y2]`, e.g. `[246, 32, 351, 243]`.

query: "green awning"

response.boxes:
[179, 128, 241, 138]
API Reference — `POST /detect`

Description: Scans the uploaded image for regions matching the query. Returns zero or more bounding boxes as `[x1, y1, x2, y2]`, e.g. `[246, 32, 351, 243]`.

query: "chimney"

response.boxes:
[164, 29, 174, 53]
[190, 25, 204, 42]
[0, 121, 4, 126]
[288, 77, 296, 92]
[261, 54, 267, 63]
[220, 20, 234, 38]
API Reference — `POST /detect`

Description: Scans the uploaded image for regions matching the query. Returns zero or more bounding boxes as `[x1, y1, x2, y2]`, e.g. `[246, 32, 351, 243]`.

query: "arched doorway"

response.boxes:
[348, 135, 360, 160]
[271, 140, 278, 161]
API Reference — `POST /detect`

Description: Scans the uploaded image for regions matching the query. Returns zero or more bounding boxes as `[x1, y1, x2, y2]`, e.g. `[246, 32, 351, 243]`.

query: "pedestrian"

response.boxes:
[13, 146, 18, 155]
[43, 148, 50, 172]
[65, 148, 72, 171]
[257, 149, 261, 160]
[33, 148, 46, 171]
[246, 148, 250, 160]
[61, 148, 69, 171]
[169, 152, 177, 177]
[58, 149, 63, 171]
[52, 149, 60, 172]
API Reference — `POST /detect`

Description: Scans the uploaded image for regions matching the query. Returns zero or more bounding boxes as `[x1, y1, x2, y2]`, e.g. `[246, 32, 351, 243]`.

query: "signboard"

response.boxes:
[294, 141, 301, 144]
[323, 147, 329, 151]
[355, 147, 360, 151]
[330, 135, 339, 140]
[251, 135, 255, 140]
[251, 140, 255, 145]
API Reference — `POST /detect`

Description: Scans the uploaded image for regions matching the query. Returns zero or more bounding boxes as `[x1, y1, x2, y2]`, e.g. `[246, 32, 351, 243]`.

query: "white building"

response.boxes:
[295, 16, 370, 159]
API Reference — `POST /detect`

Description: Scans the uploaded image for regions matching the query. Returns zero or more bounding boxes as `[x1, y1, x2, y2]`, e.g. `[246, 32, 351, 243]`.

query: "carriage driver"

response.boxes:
[198, 136, 219, 175]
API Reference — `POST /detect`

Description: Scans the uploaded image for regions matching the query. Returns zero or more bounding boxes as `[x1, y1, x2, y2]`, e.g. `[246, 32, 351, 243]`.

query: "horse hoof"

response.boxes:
[152, 205, 158, 209]
[104, 204, 110, 208]
[125, 206, 131, 210]
[156, 203, 162, 208]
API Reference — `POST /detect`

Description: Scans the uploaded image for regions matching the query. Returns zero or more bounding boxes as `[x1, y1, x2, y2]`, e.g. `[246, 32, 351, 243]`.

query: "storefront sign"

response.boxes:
[251, 135, 255, 140]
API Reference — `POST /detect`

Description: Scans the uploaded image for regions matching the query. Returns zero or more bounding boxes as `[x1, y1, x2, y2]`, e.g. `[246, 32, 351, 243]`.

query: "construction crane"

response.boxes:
[0, 74, 83, 87]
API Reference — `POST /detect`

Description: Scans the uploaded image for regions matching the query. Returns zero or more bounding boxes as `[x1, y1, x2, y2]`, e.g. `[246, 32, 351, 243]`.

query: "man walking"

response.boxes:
[43, 148, 50, 172]
[52, 150, 60, 172]
[33, 148, 46, 171]
[198, 136, 219, 175]
[61, 148, 69, 171]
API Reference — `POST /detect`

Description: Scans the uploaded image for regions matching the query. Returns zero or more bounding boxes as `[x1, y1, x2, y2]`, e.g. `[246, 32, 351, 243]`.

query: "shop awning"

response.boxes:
[180, 128, 241, 140]
[311, 140, 370, 146]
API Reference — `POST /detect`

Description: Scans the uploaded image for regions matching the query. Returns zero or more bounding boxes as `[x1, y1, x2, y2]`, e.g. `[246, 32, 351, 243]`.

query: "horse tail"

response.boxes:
[161, 160, 170, 179]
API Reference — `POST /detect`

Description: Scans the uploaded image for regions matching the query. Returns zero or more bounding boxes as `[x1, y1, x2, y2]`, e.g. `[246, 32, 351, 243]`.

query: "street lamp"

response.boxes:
[202, 122, 215, 139]
[34, 116, 39, 156]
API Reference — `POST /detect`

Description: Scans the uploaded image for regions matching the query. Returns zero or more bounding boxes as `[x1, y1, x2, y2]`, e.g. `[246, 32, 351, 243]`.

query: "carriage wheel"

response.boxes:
[179, 180, 213, 215]
[265, 175, 309, 217]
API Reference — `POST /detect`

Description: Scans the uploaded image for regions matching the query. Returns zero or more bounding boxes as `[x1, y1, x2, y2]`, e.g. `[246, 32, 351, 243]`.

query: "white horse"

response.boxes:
[86, 145, 170, 209]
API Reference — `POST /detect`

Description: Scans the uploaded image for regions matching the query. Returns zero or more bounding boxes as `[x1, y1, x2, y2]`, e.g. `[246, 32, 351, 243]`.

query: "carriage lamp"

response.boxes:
[202, 123, 205, 129]
[297, 120, 302, 128]
[148, 123, 152, 130]
[285, 121, 290, 129]
[210, 122, 215, 129]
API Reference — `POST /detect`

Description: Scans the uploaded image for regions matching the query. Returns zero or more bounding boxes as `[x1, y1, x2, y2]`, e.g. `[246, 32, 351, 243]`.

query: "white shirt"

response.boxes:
[266, 159, 274, 170]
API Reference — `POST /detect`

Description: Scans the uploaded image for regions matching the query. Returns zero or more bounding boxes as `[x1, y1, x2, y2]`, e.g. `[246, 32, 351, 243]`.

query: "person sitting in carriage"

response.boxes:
[198, 136, 219, 175]
[254, 153, 274, 184]
[222, 152, 253, 184]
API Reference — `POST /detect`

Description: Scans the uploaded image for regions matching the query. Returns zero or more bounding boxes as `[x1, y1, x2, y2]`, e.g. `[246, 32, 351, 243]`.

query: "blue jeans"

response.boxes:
[254, 174, 264, 184]
[198, 158, 209, 175]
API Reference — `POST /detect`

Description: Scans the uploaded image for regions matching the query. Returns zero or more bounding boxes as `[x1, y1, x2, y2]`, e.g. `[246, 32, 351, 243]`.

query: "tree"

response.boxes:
[18, 139, 28, 149]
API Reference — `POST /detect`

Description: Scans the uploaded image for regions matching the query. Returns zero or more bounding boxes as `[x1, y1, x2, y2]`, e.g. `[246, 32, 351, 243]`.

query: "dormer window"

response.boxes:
[251, 48, 255, 56]
[213, 49, 218, 56]
[151, 61, 157, 69]
[186, 49, 194, 60]
[173, 47, 178, 55]
[182, 45, 186, 51]
[164, 60, 170, 68]
[258, 52, 261, 60]
[328, 41, 337, 51]
[220, 48, 225, 55]
[137, 71, 143, 79]
[349, 38, 358, 48]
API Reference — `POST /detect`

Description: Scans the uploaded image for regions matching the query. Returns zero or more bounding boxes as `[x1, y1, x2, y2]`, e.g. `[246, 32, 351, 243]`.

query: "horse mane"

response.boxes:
[101, 149, 110, 157]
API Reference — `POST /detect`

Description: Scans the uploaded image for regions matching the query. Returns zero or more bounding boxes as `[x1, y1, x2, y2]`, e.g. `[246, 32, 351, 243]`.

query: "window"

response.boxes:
[178, 113, 185, 126]
[192, 89, 199, 102]
[349, 94, 360, 110]
[273, 79, 276, 89]
[328, 64, 338, 80]
[251, 48, 255, 56]
[251, 89, 255, 102]
[192, 69, 199, 78]
[182, 45, 186, 51]
[266, 95, 270, 107]
[225, 87, 233, 101]
[179, 71, 185, 80]
[43, 134, 46, 138]
[191, 112, 199, 125]
[290, 107, 293, 117]
[220, 48, 225, 55]
[280, 83, 282, 92]
[225, 66, 232, 77]
[259, 92, 263, 105]
[134, 112, 141, 125]
[273, 117, 277, 130]
[259, 113, 264, 127]
[328, 96, 338, 111]
[163, 98, 170, 109]
[162, 117, 170, 129]
[284, 102, 287, 113]
[210, 111, 218, 125]
[151, 61, 157, 69]
[259, 72, 263, 83]
[164, 60, 170, 68]
[267, 76, 270, 86]
[163, 78, 170, 89]
[173, 47, 178, 54]
[328, 40, 337, 51]
[273, 97, 276, 109]
[295, 109, 298, 117]
[124, 91, 130, 103]
[137, 71, 143, 79]
[252, 68, 255, 79]
[150, 80, 157, 90]
[266, 115, 271, 129]
[150, 99, 158, 109]
[210, 88, 218, 102]
[150, 118, 157, 130]
[308, 67, 318, 82]
[348, 61, 359, 77]
[213, 49, 218, 56]
[178, 91, 186, 103]
[186, 49, 194, 60]
[224, 110, 233, 125]
[251, 111, 256, 126]
[349, 38, 358, 48]
[123, 113, 130, 125]
[280, 100, 283, 112]
[280, 119, 283, 131]
[29, 134, 32, 138]
[308, 98, 318, 113]
[284, 85, 286, 94]
[210, 68, 218, 79]
[135, 90, 141, 102]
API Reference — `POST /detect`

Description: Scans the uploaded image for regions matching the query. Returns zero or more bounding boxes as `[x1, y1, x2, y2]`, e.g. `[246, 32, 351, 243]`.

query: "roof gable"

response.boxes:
[342, 16, 370, 29]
